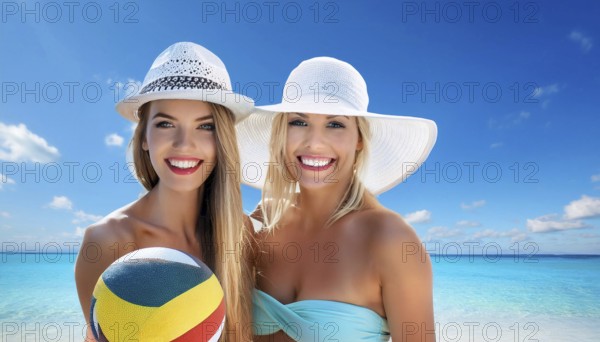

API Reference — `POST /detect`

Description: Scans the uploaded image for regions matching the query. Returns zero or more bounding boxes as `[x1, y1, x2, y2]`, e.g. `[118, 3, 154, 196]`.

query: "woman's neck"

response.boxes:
[142, 182, 204, 239]
[295, 179, 352, 231]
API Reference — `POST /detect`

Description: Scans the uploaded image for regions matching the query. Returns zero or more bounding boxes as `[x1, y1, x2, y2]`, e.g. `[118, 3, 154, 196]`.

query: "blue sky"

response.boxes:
[1, 0, 599, 254]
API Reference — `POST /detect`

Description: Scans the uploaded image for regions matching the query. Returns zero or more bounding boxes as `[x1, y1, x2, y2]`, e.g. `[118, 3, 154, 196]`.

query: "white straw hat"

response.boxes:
[237, 57, 438, 195]
[116, 42, 253, 122]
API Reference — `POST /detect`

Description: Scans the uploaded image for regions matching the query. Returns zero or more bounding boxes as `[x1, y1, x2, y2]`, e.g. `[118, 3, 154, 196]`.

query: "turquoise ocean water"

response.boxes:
[0, 253, 598, 341]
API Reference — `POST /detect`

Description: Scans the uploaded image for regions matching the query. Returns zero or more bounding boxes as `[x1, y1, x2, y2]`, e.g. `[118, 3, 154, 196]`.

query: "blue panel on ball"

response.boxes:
[101, 259, 213, 307]
[90, 296, 98, 340]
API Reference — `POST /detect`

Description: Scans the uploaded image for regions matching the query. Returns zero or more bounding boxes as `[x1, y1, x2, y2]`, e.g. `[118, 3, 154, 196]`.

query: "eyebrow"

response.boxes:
[152, 112, 213, 121]
[292, 113, 350, 120]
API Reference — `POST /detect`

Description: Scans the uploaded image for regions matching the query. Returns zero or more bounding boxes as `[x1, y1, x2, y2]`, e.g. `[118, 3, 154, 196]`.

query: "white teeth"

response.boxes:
[300, 156, 332, 167]
[168, 159, 200, 169]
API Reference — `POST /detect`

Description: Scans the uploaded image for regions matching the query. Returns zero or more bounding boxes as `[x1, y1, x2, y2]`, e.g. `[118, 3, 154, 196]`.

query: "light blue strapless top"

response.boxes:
[253, 289, 390, 341]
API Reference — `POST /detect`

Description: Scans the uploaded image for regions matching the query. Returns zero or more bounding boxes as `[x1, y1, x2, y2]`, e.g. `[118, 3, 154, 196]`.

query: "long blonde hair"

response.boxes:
[261, 112, 372, 230]
[131, 102, 253, 341]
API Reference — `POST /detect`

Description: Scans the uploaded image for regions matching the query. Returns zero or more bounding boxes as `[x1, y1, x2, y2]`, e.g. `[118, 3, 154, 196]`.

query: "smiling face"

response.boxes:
[141, 99, 217, 193]
[284, 112, 363, 190]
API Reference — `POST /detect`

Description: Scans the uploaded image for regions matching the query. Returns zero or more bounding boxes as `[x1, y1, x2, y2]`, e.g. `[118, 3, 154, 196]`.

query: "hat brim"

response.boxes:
[116, 89, 254, 123]
[237, 105, 437, 195]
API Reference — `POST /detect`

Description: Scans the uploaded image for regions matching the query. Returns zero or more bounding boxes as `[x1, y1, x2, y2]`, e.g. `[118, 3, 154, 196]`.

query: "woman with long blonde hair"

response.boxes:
[237, 57, 438, 341]
[75, 42, 254, 341]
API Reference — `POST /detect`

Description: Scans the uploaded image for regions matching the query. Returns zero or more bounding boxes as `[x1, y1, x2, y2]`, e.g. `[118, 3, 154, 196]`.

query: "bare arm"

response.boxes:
[74, 223, 124, 340]
[375, 215, 436, 342]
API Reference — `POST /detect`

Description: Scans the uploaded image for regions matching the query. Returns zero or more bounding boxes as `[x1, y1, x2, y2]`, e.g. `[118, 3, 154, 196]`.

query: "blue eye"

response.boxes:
[155, 121, 173, 128]
[289, 119, 307, 127]
[328, 121, 345, 128]
[199, 123, 215, 131]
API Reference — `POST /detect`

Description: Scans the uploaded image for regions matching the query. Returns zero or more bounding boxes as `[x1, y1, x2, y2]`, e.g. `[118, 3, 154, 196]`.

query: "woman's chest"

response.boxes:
[255, 230, 380, 306]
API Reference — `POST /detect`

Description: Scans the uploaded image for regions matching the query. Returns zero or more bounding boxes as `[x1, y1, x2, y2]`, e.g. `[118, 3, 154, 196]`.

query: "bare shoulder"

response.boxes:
[75, 207, 139, 280]
[249, 200, 279, 240]
[356, 207, 429, 268]
[356, 207, 419, 242]
[250, 202, 264, 223]
[81, 207, 137, 250]
[243, 214, 253, 233]
[74, 205, 139, 324]
[363, 208, 435, 340]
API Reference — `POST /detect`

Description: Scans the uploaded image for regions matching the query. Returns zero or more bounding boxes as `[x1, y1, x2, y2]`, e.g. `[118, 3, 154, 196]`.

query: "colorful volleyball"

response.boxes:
[90, 247, 225, 341]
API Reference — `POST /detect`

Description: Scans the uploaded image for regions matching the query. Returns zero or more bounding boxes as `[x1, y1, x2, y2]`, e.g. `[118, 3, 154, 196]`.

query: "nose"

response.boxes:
[304, 125, 327, 149]
[172, 127, 196, 150]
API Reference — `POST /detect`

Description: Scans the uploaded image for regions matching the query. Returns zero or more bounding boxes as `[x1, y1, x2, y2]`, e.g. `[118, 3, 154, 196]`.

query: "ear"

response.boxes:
[356, 134, 363, 151]
[142, 140, 148, 151]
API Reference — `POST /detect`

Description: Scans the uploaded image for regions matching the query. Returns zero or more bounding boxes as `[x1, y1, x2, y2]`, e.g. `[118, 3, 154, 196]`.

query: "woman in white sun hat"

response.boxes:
[237, 57, 437, 341]
[74, 42, 255, 341]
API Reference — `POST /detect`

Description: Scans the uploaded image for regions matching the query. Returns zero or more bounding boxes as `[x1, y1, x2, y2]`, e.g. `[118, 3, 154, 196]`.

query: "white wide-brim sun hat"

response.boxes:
[236, 57, 438, 195]
[116, 42, 254, 123]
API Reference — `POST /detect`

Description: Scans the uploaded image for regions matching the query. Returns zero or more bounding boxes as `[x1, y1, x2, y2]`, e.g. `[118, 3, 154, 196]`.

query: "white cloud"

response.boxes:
[72, 210, 102, 225]
[0, 172, 16, 190]
[533, 84, 560, 98]
[127, 78, 143, 90]
[490, 142, 503, 149]
[511, 232, 528, 242]
[591, 174, 600, 182]
[456, 220, 481, 228]
[107, 77, 123, 89]
[0, 122, 60, 162]
[569, 30, 593, 52]
[541, 100, 551, 109]
[488, 111, 531, 129]
[461, 200, 486, 210]
[48, 196, 73, 210]
[0, 211, 10, 218]
[513, 111, 530, 125]
[526, 195, 600, 234]
[0, 173, 16, 183]
[526, 214, 587, 233]
[425, 226, 462, 241]
[564, 195, 600, 220]
[532, 84, 560, 109]
[75, 226, 87, 237]
[478, 229, 512, 240]
[105, 133, 124, 147]
[471, 229, 498, 239]
[404, 210, 431, 224]
[471, 228, 528, 242]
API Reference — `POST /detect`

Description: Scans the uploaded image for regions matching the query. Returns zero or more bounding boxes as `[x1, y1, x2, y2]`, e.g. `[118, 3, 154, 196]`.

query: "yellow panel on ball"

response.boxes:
[90, 247, 225, 341]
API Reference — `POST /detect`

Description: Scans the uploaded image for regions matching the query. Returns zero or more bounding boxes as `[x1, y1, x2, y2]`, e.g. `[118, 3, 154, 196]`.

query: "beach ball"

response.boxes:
[90, 247, 225, 341]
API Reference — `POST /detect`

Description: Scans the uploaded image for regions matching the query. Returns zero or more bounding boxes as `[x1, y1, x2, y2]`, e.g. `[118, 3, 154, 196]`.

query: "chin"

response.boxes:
[159, 180, 206, 194]
[297, 168, 354, 191]
[297, 177, 338, 190]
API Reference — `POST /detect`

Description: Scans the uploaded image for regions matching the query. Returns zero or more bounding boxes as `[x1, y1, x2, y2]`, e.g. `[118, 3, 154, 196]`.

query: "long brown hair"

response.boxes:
[130, 102, 253, 341]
